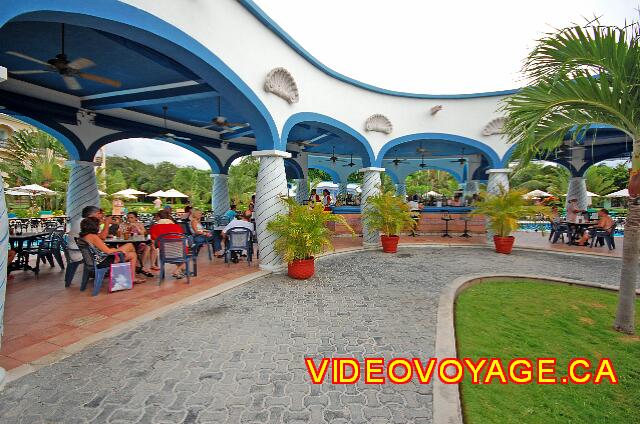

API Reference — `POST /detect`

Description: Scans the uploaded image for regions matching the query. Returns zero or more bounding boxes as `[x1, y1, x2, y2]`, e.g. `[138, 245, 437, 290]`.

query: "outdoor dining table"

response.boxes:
[561, 220, 598, 243]
[104, 236, 151, 246]
[9, 231, 49, 272]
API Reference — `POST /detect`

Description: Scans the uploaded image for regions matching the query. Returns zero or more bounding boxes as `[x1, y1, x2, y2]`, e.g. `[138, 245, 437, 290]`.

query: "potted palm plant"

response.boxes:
[267, 197, 354, 279]
[361, 190, 416, 253]
[472, 187, 547, 254]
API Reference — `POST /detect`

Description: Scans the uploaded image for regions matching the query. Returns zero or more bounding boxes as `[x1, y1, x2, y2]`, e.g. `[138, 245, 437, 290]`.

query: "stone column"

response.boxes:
[0, 175, 9, 384]
[486, 169, 511, 242]
[395, 183, 407, 197]
[253, 150, 291, 271]
[211, 173, 230, 216]
[66, 160, 100, 239]
[487, 169, 511, 195]
[295, 178, 308, 204]
[464, 180, 481, 196]
[338, 182, 348, 197]
[565, 177, 589, 211]
[360, 167, 385, 247]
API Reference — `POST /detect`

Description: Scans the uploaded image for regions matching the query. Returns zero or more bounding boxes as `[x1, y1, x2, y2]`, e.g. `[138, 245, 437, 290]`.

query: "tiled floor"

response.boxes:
[1, 255, 260, 371]
[1, 230, 621, 372]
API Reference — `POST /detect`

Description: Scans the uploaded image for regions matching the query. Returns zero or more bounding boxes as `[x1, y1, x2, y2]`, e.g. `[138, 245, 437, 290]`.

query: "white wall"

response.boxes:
[124, 0, 511, 162]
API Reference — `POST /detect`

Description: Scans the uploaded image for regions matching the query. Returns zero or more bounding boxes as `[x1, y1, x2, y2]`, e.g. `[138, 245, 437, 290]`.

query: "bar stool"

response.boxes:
[460, 216, 472, 238]
[441, 210, 453, 238]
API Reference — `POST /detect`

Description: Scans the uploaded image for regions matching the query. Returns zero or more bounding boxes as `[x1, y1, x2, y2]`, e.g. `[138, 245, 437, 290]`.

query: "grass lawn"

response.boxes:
[456, 280, 640, 424]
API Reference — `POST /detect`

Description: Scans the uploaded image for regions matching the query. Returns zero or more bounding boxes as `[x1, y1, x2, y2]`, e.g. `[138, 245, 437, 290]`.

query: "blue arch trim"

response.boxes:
[89, 132, 222, 173]
[501, 144, 518, 167]
[281, 112, 375, 167]
[222, 151, 252, 173]
[384, 169, 400, 184]
[239, 0, 519, 99]
[1, 0, 279, 150]
[284, 158, 304, 180]
[376, 133, 501, 169]
[3, 112, 83, 160]
[308, 165, 342, 183]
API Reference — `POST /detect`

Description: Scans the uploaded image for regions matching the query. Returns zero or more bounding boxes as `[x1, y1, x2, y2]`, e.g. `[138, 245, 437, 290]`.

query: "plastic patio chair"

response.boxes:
[61, 235, 83, 286]
[76, 238, 122, 296]
[156, 233, 196, 284]
[179, 220, 212, 261]
[590, 222, 617, 250]
[22, 232, 65, 276]
[550, 222, 571, 244]
[224, 228, 254, 267]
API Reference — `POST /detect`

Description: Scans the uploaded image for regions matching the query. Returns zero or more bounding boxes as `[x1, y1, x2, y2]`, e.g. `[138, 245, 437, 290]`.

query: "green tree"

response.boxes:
[584, 165, 615, 195]
[106, 169, 127, 193]
[501, 21, 640, 333]
[405, 170, 459, 197]
[228, 156, 259, 206]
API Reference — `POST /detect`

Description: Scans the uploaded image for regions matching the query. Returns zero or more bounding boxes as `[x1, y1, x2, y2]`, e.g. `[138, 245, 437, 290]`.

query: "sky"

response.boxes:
[106, 0, 638, 168]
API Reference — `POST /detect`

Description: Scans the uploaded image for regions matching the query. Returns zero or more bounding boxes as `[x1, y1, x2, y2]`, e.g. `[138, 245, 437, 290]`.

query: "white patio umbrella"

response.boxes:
[425, 190, 442, 197]
[148, 190, 167, 197]
[162, 188, 188, 198]
[5, 189, 34, 196]
[112, 188, 147, 196]
[585, 191, 600, 197]
[523, 189, 552, 199]
[606, 188, 629, 198]
[9, 184, 56, 195]
[98, 190, 107, 196]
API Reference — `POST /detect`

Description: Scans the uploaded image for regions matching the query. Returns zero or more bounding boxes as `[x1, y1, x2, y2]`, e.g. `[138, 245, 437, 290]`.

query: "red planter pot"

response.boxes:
[288, 257, 315, 279]
[381, 235, 400, 253]
[493, 235, 515, 254]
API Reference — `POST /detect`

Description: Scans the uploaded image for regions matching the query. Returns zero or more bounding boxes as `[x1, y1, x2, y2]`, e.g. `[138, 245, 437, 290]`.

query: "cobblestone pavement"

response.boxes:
[0, 246, 622, 424]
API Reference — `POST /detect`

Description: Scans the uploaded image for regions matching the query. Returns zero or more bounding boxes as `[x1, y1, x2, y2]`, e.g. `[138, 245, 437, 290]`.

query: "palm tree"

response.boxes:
[502, 22, 640, 334]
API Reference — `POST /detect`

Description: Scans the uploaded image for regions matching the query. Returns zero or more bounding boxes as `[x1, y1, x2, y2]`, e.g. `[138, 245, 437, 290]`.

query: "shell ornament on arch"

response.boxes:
[364, 114, 393, 134]
[264, 67, 299, 104]
[481, 117, 507, 136]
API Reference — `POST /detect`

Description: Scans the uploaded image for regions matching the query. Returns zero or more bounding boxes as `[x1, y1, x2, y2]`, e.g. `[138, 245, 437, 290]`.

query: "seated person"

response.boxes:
[108, 215, 122, 237]
[221, 210, 255, 263]
[575, 209, 614, 246]
[82, 205, 112, 240]
[548, 205, 561, 224]
[180, 206, 192, 221]
[189, 209, 217, 252]
[224, 204, 238, 223]
[123, 211, 156, 273]
[149, 210, 187, 279]
[79, 217, 146, 284]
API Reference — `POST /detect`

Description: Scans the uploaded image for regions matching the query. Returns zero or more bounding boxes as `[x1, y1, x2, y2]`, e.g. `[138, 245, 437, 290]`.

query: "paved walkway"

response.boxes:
[0, 246, 622, 423]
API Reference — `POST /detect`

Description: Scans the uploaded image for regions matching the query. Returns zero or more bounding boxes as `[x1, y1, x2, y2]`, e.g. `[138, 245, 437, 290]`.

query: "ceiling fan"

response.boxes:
[325, 147, 345, 165]
[6, 23, 121, 91]
[416, 141, 428, 154]
[291, 134, 329, 149]
[390, 149, 406, 167]
[191, 97, 247, 132]
[343, 154, 356, 167]
[450, 148, 467, 164]
[159, 105, 191, 141]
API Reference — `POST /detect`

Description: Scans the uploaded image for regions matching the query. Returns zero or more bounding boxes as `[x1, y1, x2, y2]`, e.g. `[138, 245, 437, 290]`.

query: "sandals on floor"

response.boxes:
[134, 278, 147, 284]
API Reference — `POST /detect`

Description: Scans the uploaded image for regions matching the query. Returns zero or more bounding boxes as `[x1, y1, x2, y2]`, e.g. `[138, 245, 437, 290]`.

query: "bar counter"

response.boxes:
[330, 206, 486, 236]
